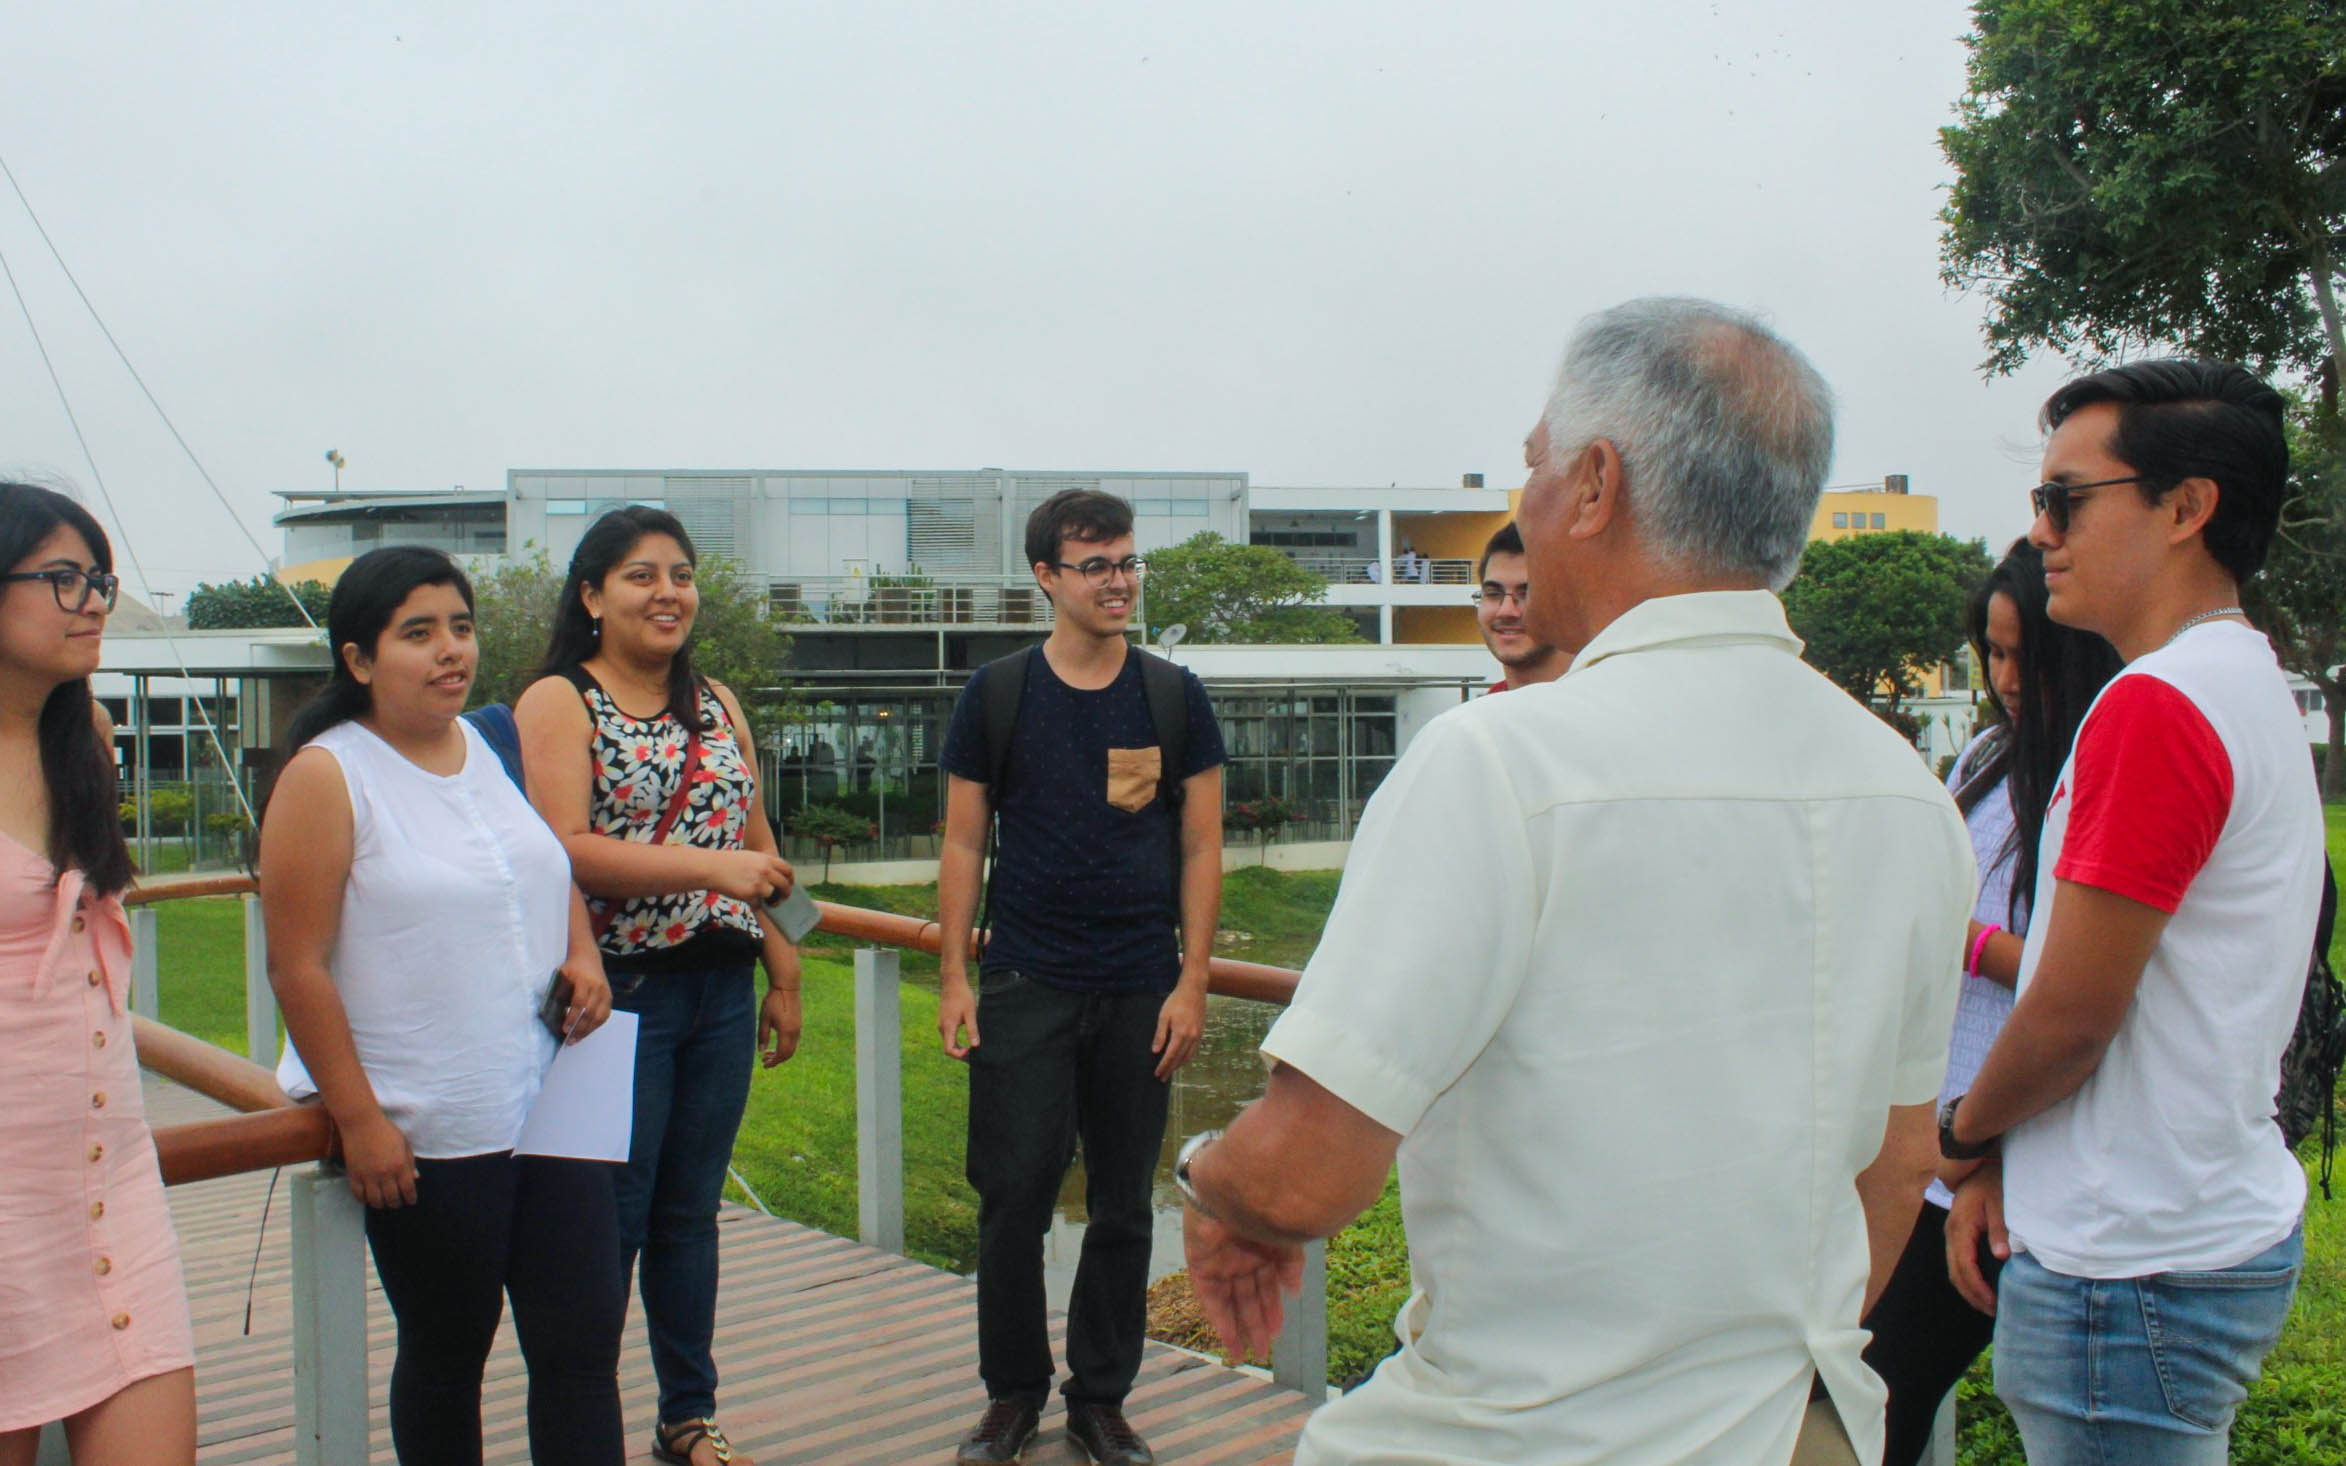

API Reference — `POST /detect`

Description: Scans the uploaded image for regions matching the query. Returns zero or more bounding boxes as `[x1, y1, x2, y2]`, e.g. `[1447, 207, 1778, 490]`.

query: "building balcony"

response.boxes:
[1279, 553, 1476, 586]
[769, 573, 1083, 629]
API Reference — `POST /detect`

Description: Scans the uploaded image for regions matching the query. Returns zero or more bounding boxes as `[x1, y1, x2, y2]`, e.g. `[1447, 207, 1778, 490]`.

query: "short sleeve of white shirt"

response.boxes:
[1261, 711, 1538, 1135]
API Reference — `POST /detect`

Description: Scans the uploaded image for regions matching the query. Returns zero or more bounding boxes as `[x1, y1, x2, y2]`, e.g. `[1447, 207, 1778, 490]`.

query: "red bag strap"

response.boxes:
[591, 719, 706, 939]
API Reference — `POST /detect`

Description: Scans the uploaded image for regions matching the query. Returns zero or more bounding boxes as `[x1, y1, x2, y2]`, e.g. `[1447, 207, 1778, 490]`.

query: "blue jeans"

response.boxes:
[610, 963, 757, 1425]
[1993, 1224, 2303, 1465]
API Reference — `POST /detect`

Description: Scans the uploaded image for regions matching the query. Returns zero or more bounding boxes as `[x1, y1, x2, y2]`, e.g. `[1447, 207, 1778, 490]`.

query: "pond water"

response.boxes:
[895, 973, 1287, 1307]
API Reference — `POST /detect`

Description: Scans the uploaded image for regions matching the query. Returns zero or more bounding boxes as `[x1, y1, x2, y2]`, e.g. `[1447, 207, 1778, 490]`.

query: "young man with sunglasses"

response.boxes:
[1940, 361, 2324, 1464]
[935, 489, 1226, 1466]
[1473, 521, 1567, 692]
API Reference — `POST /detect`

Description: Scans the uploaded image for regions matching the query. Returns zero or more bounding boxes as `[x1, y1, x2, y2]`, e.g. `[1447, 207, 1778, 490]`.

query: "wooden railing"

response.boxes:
[112, 874, 1318, 1465]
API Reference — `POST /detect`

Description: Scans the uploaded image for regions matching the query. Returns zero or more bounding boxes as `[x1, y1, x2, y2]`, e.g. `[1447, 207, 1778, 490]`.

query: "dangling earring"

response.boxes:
[591, 616, 602, 639]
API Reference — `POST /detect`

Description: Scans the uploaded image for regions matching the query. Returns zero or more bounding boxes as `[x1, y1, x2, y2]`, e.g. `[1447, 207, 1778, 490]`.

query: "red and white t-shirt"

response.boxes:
[2004, 621, 2325, 1277]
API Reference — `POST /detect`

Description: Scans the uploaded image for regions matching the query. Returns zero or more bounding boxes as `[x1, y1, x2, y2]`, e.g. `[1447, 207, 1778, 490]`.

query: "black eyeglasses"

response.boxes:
[2029, 476, 2144, 532]
[1470, 585, 1529, 607]
[3, 566, 120, 613]
[1051, 556, 1147, 585]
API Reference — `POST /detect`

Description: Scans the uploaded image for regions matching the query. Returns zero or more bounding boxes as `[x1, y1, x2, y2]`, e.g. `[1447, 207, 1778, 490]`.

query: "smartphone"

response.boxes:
[538, 975, 574, 1038]
[763, 881, 823, 945]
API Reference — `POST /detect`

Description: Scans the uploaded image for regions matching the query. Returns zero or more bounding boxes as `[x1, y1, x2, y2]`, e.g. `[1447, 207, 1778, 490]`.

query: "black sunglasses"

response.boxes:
[3, 565, 120, 613]
[2028, 475, 2144, 532]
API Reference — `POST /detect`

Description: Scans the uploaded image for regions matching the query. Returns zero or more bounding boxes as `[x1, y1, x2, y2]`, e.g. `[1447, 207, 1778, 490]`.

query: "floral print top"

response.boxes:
[563, 667, 765, 963]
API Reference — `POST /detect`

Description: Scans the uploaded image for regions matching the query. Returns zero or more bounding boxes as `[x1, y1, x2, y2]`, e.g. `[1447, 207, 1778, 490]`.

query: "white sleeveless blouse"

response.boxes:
[276, 719, 572, 1158]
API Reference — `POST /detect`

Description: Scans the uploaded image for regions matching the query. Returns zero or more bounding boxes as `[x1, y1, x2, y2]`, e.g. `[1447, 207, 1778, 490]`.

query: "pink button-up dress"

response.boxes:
[0, 836, 195, 1430]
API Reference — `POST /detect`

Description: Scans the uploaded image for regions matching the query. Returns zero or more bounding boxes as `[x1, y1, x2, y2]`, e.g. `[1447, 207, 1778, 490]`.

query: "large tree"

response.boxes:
[184, 574, 331, 629]
[1939, 0, 2346, 382]
[466, 551, 796, 740]
[2247, 404, 2346, 798]
[1141, 531, 1364, 645]
[1940, 0, 2346, 793]
[1781, 531, 1995, 727]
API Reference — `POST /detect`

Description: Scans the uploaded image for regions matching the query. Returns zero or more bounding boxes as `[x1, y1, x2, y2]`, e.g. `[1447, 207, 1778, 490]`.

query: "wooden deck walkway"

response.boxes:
[149, 1081, 1316, 1465]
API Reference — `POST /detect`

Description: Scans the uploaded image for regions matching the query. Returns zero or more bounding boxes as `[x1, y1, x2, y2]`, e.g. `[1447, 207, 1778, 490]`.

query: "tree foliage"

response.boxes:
[1939, 0, 2346, 380]
[466, 549, 796, 730]
[184, 574, 331, 629]
[2247, 403, 2346, 799]
[1782, 531, 1995, 722]
[1142, 531, 1364, 645]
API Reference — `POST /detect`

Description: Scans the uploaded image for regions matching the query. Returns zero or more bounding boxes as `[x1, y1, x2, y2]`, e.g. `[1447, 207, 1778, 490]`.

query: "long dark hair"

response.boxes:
[0, 483, 133, 895]
[534, 506, 708, 731]
[285, 547, 475, 751]
[1962, 538, 2124, 930]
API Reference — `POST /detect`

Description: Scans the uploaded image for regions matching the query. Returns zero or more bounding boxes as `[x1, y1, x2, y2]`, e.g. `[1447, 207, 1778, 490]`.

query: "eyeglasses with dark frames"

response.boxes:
[2, 566, 120, 614]
[1051, 555, 1148, 585]
[2029, 475, 2144, 532]
[1470, 585, 1530, 607]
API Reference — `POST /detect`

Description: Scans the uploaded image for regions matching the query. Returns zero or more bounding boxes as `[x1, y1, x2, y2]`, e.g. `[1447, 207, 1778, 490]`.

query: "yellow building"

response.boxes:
[1810, 476, 1937, 542]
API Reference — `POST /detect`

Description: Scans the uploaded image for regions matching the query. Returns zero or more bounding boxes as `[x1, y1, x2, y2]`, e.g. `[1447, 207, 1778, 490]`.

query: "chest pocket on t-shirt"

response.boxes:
[1106, 746, 1162, 813]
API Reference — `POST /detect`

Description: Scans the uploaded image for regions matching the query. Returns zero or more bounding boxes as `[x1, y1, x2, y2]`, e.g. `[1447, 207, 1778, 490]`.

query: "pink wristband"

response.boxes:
[1967, 924, 2001, 978]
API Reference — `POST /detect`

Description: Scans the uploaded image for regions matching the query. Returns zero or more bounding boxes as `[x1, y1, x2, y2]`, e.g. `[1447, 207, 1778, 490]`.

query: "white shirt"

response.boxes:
[2005, 622, 2322, 1277]
[1262, 591, 1972, 1466]
[277, 719, 573, 1158]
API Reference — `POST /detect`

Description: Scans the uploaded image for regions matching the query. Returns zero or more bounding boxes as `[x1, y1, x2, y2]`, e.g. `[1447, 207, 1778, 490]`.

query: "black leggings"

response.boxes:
[1859, 1200, 2003, 1466]
[363, 1152, 626, 1465]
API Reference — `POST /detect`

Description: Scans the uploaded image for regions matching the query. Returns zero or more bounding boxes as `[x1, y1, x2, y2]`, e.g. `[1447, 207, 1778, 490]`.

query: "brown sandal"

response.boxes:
[653, 1417, 743, 1465]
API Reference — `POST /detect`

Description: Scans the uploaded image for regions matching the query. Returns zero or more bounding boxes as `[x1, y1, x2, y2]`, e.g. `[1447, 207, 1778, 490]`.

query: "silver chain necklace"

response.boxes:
[2163, 605, 2247, 648]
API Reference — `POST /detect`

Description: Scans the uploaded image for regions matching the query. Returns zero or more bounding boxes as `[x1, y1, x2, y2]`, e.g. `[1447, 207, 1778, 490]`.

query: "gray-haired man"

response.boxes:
[1178, 298, 1971, 1465]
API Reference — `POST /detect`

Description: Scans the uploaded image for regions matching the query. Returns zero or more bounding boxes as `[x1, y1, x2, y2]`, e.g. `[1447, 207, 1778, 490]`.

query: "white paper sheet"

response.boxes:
[515, 1010, 638, 1162]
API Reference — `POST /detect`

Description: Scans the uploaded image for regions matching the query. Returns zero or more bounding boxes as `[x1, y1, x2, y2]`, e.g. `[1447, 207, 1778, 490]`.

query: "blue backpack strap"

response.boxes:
[462, 703, 527, 793]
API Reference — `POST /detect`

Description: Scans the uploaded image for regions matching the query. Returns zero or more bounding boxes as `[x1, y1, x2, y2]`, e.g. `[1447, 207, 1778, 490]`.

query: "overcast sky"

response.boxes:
[1, 0, 2077, 600]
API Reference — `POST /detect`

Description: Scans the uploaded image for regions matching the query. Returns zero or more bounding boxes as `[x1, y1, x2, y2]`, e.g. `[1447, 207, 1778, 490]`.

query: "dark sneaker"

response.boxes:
[954, 1398, 1040, 1465]
[1065, 1402, 1155, 1466]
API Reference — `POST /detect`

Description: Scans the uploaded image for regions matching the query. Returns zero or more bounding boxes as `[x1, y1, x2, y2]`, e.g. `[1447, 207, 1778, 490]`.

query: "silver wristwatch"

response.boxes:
[1174, 1128, 1223, 1215]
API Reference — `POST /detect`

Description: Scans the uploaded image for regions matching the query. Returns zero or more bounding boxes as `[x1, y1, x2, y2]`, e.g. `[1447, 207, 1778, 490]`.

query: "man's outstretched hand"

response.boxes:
[1182, 1205, 1305, 1365]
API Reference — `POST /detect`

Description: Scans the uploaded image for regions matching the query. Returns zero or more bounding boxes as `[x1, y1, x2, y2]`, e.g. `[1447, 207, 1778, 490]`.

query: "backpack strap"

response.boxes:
[1136, 649, 1189, 813]
[462, 703, 527, 794]
[971, 647, 1038, 959]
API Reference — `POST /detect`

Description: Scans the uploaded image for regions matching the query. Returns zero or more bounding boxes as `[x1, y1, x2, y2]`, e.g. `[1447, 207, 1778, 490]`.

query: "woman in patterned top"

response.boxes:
[515, 506, 801, 1466]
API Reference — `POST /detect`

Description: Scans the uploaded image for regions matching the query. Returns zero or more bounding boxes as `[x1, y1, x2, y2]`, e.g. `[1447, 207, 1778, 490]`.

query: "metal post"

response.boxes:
[854, 947, 905, 1254]
[134, 674, 152, 871]
[290, 1163, 370, 1466]
[243, 892, 276, 1062]
[1272, 1237, 1329, 1401]
[128, 905, 159, 1017]
[1920, 1390, 1957, 1466]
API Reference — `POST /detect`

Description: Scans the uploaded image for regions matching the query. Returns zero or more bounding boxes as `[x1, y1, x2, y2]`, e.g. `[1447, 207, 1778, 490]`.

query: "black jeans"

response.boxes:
[967, 971, 1171, 1408]
[1860, 1200, 2003, 1466]
[363, 1152, 626, 1466]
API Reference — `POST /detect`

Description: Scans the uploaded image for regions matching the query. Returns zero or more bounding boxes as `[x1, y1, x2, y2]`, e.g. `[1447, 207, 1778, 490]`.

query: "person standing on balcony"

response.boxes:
[934, 489, 1227, 1466]
[1474, 520, 1567, 692]
[515, 505, 800, 1466]
[259, 546, 624, 1465]
[1940, 361, 2322, 1464]
[1178, 298, 1974, 1465]
[0, 482, 195, 1466]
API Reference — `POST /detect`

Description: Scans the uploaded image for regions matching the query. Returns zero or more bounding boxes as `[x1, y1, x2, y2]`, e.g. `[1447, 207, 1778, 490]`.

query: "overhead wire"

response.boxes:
[0, 147, 316, 631]
[0, 225, 264, 831]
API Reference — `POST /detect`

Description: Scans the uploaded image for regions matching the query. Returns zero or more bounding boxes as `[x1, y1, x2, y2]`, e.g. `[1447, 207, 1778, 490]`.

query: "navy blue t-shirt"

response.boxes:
[939, 646, 1226, 993]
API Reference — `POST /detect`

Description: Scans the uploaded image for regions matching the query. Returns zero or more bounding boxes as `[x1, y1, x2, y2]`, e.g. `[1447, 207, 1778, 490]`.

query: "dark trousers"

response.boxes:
[363, 1152, 625, 1466]
[967, 971, 1172, 1408]
[610, 963, 757, 1424]
[1860, 1200, 2003, 1466]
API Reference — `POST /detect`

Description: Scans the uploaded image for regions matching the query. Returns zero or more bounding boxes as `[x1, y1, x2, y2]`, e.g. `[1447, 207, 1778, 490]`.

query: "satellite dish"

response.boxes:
[1158, 623, 1188, 653]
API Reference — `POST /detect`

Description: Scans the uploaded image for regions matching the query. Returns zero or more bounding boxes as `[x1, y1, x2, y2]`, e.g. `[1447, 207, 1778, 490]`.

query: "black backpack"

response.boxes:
[973, 645, 1191, 924]
[2277, 855, 2343, 1198]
